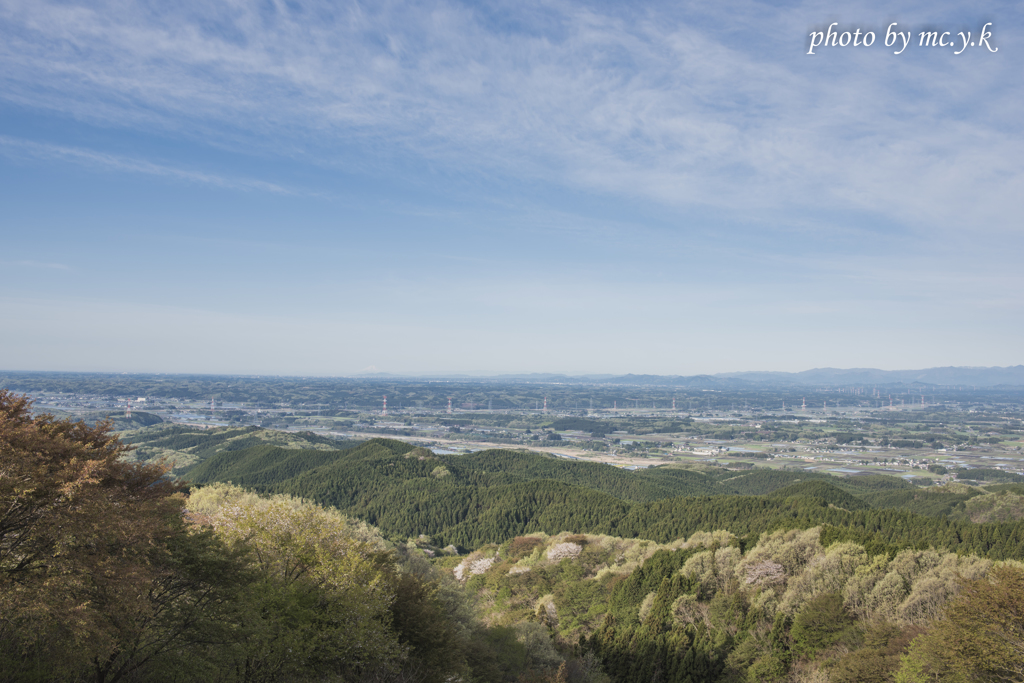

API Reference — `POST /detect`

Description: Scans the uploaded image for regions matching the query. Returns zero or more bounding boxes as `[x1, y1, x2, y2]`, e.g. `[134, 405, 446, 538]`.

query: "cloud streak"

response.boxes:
[0, 135, 296, 194]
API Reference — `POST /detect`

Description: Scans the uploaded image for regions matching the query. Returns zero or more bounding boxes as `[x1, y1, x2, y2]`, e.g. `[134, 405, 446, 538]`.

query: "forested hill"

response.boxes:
[120, 423, 356, 473]
[182, 438, 1024, 558]
[185, 437, 876, 502]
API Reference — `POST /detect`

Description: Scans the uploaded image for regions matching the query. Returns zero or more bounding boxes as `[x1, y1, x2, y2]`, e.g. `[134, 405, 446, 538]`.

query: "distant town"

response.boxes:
[6, 370, 1022, 486]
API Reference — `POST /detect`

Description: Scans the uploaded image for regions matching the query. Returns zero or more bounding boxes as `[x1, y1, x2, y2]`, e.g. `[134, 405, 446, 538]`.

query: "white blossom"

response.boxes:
[546, 542, 582, 561]
[745, 560, 786, 586]
[453, 555, 495, 581]
[470, 557, 495, 575]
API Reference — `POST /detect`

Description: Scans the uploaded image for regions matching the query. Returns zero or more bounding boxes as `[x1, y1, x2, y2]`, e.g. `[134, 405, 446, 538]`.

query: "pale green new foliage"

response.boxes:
[867, 569, 911, 624]
[778, 542, 867, 615]
[681, 546, 742, 598]
[188, 481, 386, 549]
[638, 592, 658, 623]
[210, 497, 388, 591]
[681, 550, 715, 580]
[892, 653, 932, 683]
[186, 480, 269, 516]
[860, 549, 950, 624]
[729, 530, 1000, 629]
[893, 565, 1024, 682]
[896, 553, 990, 624]
[842, 553, 890, 620]
[835, 548, 995, 626]
[736, 527, 823, 589]
[187, 484, 402, 679]
[888, 549, 944, 585]
[749, 587, 779, 620]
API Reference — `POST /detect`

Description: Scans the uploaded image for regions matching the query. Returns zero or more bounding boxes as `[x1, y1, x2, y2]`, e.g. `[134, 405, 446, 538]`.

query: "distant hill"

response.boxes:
[80, 410, 164, 430]
[468, 366, 1024, 387]
[716, 365, 1024, 387]
[120, 424, 357, 473]
[595, 374, 755, 388]
[180, 438, 1024, 558]
[423, 365, 1024, 387]
[370, 366, 1024, 386]
[508, 365, 1024, 388]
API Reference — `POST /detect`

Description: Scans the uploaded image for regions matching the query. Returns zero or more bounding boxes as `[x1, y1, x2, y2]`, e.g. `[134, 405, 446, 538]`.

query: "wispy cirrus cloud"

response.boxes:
[0, 0, 1020, 234]
[0, 135, 296, 194]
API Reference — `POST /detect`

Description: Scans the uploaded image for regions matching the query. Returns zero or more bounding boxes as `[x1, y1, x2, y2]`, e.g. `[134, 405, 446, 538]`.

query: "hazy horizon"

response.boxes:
[4, 364, 1024, 381]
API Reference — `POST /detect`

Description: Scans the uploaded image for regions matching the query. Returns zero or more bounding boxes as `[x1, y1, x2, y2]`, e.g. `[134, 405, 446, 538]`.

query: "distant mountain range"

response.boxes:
[716, 366, 1024, 386]
[364, 366, 1024, 388]
[596, 366, 1024, 388]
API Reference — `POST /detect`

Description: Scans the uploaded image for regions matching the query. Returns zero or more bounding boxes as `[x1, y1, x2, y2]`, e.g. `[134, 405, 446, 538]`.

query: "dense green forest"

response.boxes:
[5, 390, 1024, 683]
[181, 437, 1024, 559]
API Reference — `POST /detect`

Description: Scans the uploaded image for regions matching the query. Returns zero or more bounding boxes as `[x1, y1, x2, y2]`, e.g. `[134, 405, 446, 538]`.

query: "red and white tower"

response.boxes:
[382, 395, 387, 416]
[447, 397, 452, 414]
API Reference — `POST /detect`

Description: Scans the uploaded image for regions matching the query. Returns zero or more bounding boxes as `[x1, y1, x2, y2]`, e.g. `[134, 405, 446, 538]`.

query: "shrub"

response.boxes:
[509, 535, 545, 559]
[790, 593, 859, 658]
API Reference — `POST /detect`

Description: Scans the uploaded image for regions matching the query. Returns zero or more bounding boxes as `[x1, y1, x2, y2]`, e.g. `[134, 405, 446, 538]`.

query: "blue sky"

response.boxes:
[1, 0, 1021, 376]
